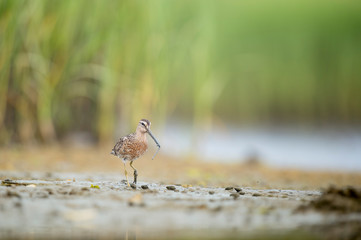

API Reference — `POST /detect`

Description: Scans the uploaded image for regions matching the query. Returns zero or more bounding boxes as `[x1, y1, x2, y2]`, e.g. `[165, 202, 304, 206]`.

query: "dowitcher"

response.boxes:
[111, 119, 161, 187]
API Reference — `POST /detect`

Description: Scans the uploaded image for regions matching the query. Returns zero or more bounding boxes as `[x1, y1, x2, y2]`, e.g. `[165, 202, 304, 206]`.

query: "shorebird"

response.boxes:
[110, 119, 161, 187]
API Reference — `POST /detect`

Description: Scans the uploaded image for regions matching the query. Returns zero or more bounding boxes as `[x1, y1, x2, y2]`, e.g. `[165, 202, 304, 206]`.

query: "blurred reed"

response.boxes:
[0, 0, 360, 145]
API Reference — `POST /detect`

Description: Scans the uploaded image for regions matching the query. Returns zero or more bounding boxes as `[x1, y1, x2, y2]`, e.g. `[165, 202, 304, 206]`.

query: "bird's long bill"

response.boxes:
[147, 129, 161, 160]
[147, 129, 160, 148]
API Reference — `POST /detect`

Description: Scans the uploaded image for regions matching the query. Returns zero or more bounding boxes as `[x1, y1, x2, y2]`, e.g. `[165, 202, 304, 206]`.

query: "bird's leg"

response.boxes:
[123, 162, 130, 187]
[130, 161, 138, 184]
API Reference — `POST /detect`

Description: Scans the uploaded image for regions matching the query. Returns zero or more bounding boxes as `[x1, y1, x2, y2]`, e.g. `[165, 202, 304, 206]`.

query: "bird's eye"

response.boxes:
[141, 122, 146, 127]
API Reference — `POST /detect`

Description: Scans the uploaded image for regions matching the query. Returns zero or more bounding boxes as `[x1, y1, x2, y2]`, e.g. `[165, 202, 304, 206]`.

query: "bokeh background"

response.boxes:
[1, 0, 361, 179]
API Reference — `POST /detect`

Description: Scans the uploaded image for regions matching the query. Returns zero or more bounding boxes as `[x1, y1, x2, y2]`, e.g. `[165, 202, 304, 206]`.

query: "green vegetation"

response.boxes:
[90, 184, 100, 189]
[1, 0, 361, 144]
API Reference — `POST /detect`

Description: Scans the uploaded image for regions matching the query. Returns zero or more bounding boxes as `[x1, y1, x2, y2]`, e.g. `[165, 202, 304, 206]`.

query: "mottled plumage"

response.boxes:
[110, 119, 160, 187]
[112, 133, 148, 161]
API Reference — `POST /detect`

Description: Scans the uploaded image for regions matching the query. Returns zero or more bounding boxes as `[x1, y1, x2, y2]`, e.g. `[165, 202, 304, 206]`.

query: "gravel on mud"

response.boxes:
[0, 172, 360, 239]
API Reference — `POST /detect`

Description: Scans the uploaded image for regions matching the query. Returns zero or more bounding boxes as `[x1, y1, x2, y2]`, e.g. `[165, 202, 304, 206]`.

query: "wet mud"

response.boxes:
[298, 186, 361, 213]
[0, 172, 360, 239]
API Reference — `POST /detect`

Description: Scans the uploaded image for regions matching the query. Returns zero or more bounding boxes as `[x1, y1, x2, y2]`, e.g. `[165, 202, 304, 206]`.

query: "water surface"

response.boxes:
[159, 122, 361, 172]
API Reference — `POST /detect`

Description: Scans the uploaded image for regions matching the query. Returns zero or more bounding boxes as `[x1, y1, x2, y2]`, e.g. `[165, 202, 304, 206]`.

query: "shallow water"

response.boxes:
[159, 122, 361, 172]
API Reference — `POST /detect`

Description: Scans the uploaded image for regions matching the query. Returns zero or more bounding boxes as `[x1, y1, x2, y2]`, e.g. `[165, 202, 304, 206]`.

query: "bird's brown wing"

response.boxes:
[113, 133, 147, 160]
[113, 134, 134, 156]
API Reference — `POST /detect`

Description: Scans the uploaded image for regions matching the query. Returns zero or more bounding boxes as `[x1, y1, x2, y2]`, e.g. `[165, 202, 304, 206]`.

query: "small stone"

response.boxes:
[45, 172, 53, 178]
[69, 189, 79, 195]
[2, 179, 15, 186]
[252, 193, 262, 197]
[141, 185, 149, 189]
[14, 201, 22, 208]
[45, 188, 55, 195]
[189, 204, 207, 210]
[213, 206, 222, 212]
[35, 191, 49, 198]
[26, 184, 36, 188]
[130, 183, 137, 189]
[269, 190, 280, 194]
[225, 187, 233, 190]
[230, 193, 240, 199]
[239, 191, 246, 195]
[6, 190, 21, 198]
[128, 193, 145, 207]
[234, 187, 242, 192]
[209, 191, 215, 195]
[166, 186, 176, 191]
[57, 189, 69, 195]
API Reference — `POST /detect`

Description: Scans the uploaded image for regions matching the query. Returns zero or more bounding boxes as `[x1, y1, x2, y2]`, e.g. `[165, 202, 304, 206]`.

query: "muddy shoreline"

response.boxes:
[1, 171, 360, 239]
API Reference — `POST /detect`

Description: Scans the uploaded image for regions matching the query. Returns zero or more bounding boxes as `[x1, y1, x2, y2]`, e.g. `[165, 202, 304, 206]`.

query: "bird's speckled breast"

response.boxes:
[121, 140, 148, 161]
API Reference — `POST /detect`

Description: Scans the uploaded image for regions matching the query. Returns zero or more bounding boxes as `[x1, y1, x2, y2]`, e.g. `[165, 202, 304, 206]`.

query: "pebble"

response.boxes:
[166, 186, 176, 191]
[13, 201, 22, 208]
[230, 193, 240, 199]
[234, 187, 242, 192]
[57, 189, 69, 195]
[69, 189, 80, 195]
[141, 185, 149, 189]
[213, 206, 223, 212]
[34, 191, 49, 198]
[6, 190, 21, 198]
[269, 190, 280, 194]
[239, 191, 246, 195]
[128, 193, 145, 207]
[225, 187, 233, 191]
[45, 172, 53, 178]
[252, 193, 262, 197]
[209, 191, 215, 195]
[45, 188, 55, 195]
[130, 183, 137, 189]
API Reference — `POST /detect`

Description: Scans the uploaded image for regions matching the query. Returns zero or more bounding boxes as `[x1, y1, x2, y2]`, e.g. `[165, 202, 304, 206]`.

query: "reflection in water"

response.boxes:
[159, 122, 361, 171]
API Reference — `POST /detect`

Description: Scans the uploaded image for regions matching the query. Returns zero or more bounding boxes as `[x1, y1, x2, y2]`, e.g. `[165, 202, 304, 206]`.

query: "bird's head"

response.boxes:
[137, 119, 161, 151]
[137, 119, 151, 133]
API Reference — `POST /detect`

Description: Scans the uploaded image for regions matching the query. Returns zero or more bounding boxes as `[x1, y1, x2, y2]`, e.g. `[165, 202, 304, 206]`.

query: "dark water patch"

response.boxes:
[298, 186, 361, 213]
